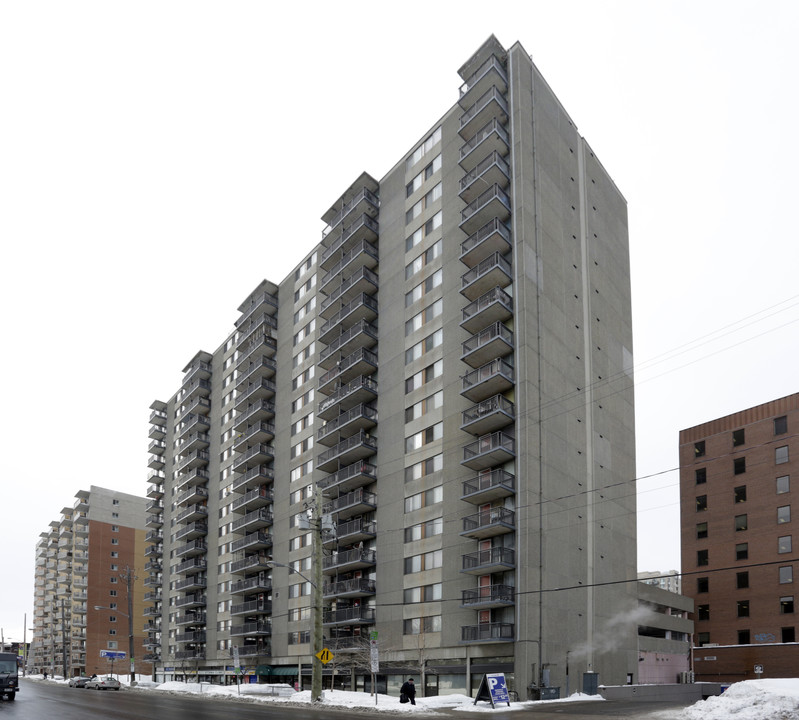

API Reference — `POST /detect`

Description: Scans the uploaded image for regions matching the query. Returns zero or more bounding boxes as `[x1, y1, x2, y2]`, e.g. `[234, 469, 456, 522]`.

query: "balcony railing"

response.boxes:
[461, 546, 515, 572]
[461, 507, 515, 536]
[461, 622, 514, 642]
[323, 606, 375, 625]
[461, 469, 516, 503]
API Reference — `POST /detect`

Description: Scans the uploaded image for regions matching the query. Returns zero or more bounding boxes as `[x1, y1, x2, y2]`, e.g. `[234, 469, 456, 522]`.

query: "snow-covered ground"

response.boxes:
[28, 674, 799, 717]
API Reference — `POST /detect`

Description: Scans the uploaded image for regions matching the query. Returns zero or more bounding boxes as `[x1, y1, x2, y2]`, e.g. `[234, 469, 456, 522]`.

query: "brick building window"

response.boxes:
[734, 457, 746, 475]
[732, 429, 745, 447]
[694, 441, 706, 458]
[776, 446, 789, 465]
[697, 605, 710, 621]
[697, 549, 709, 566]
[734, 486, 747, 503]
[779, 566, 793, 584]
[736, 543, 748, 560]
[697, 577, 709, 593]
[780, 596, 794, 614]
[778, 506, 791, 524]
[735, 514, 748, 532]
[738, 629, 750, 644]
[779, 536, 792, 554]
[737, 600, 749, 617]
[697, 632, 710, 645]
[737, 572, 749, 589]
[777, 476, 791, 494]
[695, 468, 707, 484]
[775, 416, 788, 435]
[782, 627, 795, 643]
[696, 522, 708, 539]
[696, 495, 707, 512]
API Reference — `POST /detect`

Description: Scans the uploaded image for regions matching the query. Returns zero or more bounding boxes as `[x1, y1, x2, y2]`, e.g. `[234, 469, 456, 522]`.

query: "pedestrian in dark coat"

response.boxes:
[400, 677, 416, 705]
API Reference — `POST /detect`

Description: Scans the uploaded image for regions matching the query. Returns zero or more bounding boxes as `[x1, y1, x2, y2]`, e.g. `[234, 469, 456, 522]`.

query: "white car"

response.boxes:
[85, 676, 121, 691]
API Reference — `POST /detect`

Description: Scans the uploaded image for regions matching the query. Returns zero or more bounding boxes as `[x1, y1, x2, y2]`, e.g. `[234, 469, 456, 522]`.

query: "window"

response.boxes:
[405, 298, 443, 336]
[291, 412, 314, 436]
[404, 518, 443, 542]
[405, 422, 443, 452]
[782, 627, 796, 643]
[288, 631, 310, 645]
[775, 416, 788, 435]
[697, 577, 709, 593]
[406, 154, 442, 197]
[109, 616, 117, 623]
[781, 596, 795, 614]
[110, 565, 118, 571]
[405, 239, 442, 280]
[405, 182, 442, 224]
[776, 446, 790, 465]
[294, 274, 316, 302]
[696, 522, 708, 539]
[735, 514, 748, 532]
[736, 543, 749, 560]
[405, 486, 443, 513]
[288, 582, 311, 598]
[405, 390, 443, 422]
[406, 126, 442, 171]
[734, 457, 746, 475]
[697, 632, 710, 646]
[737, 600, 749, 618]
[404, 549, 442, 574]
[695, 468, 707, 484]
[694, 441, 706, 458]
[697, 605, 710, 621]
[110, 551, 119, 558]
[405, 359, 443, 394]
[405, 328, 443, 365]
[404, 583, 442, 603]
[112, 499, 120, 505]
[738, 630, 751, 645]
[406, 211, 443, 253]
[778, 506, 791, 524]
[697, 549, 709, 566]
[696, 495, 707, 512]
[733, 429, 745, 447]
[109, 590, 117, 597]
[292, 365, 315, 390]
[110, 577, 118, 584]
[734, 486, 747, 503]
[405, 453, 442, 482]
[406, 268, 443, 307]
[112, 512, 119, 519]
[737, 572, 749, 589]
[107, 641, 117, 649]
[292, 388, 314, 413]
[780, 566, 794, 584]
[403, 615, 442, 634]
[111, 538, 119, 545]
[111, 525, 119, 532]
[779, 536, 792, 554]
[294, 296, 316, 325]
[777, 475, 791, 494]
[293, 318, 316, 346]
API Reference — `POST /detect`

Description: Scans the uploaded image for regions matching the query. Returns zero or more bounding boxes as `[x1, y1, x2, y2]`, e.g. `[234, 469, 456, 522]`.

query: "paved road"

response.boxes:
[3, 679, 691, 719]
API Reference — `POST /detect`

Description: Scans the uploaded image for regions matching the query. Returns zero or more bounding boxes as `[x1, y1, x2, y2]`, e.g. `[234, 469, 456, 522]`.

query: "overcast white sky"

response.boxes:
[2, 0, 798, 643]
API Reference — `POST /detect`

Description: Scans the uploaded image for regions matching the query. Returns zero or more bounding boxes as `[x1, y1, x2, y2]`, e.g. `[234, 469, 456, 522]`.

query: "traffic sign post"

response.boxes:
[100, 650, 126, 679]
[755, 664, 764, 678]
[316, 648, 334, 665]
[369, 631, 379, 706]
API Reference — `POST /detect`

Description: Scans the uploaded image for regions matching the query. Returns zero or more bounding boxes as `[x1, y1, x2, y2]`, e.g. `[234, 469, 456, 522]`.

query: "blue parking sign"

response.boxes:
[474, 672, 511, 707]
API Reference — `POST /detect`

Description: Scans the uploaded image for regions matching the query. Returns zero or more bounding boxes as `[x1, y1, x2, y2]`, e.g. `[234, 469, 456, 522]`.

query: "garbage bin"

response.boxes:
[528, 686, 560, 700]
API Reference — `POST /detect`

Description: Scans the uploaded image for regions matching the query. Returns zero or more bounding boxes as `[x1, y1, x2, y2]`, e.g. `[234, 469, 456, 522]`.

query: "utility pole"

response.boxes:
[120, 566, 137, 685]
[311, 485, 323, 703]
[60, 600, 67, 679]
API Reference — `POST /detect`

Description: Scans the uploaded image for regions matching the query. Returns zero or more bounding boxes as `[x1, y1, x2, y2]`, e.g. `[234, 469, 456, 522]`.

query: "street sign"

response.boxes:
[316, 648, 334, 665]
[232, 645, 241, 673]
[100, 650, 126, 659]
[369, 632, 379, 673]
[474, 672, 511, 707]
[755, 664, 764, 675]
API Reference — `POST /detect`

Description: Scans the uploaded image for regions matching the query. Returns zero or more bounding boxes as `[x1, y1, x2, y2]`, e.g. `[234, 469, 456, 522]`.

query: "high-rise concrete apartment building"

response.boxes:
[144, 35, 638, 695]
[680, 393, 799, 681]
[31, 486, 148, 678]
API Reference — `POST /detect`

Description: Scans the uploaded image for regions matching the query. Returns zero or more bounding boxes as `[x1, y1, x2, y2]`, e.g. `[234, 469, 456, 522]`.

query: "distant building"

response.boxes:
[31, 486, 148, 678]
[639, 570, 681, 595]
[680, 393, 799, 681]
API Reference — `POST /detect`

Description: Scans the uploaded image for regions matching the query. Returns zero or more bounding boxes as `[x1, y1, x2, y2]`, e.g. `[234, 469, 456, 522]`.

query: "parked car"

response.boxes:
[67, 676, 92, 688]
[85, 676, 121, 691]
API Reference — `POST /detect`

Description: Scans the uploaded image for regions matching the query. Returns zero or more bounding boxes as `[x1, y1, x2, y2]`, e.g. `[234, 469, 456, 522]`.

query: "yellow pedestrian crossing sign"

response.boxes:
[316, 648, 334, 664]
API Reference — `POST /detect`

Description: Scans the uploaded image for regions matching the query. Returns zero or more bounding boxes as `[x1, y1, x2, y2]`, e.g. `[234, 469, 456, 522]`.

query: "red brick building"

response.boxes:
[680, 393, 799, 682]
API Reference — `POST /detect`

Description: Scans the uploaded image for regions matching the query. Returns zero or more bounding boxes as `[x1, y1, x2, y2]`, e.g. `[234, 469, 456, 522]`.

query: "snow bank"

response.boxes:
[679, 679, 799, 720]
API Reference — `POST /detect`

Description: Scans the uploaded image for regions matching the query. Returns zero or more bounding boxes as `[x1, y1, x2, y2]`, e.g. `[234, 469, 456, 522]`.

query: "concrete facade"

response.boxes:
[31, 486, 148, 677]
[680, 392, 799, 682]
[144, 35, 638, 696]
[637, 582, 693, 684]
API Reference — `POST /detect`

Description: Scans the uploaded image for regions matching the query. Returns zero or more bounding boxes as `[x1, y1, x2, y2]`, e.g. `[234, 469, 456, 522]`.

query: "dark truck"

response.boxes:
[0, 653, 19, 700]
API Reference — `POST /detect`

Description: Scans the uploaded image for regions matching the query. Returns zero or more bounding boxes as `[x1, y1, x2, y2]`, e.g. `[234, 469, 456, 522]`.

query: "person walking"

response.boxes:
[400, 677, 416, 705]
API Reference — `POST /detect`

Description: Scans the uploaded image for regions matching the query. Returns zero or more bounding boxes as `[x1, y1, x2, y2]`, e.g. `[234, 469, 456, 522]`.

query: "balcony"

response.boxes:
[236, 290, 278, 328]
[145, 529, 163, 544]
[231, 531, 273, 553]
[174, 540, 207, 558]
[321, 213, 379, 268]
[458, 54, 508, 109]
[321, 266, 379, 316]
[149, 408, 167, 426]
[233, 421, 276, 452]
[143, 606, 161, 617]
[146, 499, 164, 514]
[459, 151, 511, 204]
[461, 358, 515, 402]
[238, 313, 278, 349]
[319, 461, 377, 497]
[144, 575, 161, 587]
[462, 431, 516, 470]
[321, 187, 379, 258]
[322, 548, 376, 575]
[231, 553, 271, 575]
[231, 599, 271, 617]
[461, 469, 516, 504]
[461, 394, 515, 436]
[232, 443, 274, 473]
[183, 378, 212, 402]
[230, 576, 272, 595]
[176, 503, 208, 524]
[147, 482, 164, 499]
[147, 454, 165, 470]
[231, 508, 273, 534]
[236, 356, 277, 391]
[233, 399, 276, 432]
[148, 423, 166, 440]
[461, 252, 512, 301]
[237, 333, 277, 365]
[178, 449, 210, 474]
[176, 575, 207, 592]
[461, 507, 515, 539]
[148, 439, 166, 456]
[319, 293, 378, 345]
[174, 522, 208, 542]
[143, 590, 162, 603]
[322, 488, 377, 520]
[177, 484, 209, 507]
[318, 347, 378, 396]
[323, 518, 376, 549]
[461, 622, 515, 643]
[318, 403, 378, 447]
[230, 621, 271, 638]
[459, 118, 510, 175]
[318, 375, 378, 421]
[323, 577, 376, 600]
[185, 395, 211, 416]
[232, 464, 274, 494]
[144, 559, 163, 573]
[319, 320, 378, 369]
[174, 612, 206, 626]
[181, 431, 210, 455]
[323, 606, 375, 626]
[144, 544, 163, 558]
[175, 650, 205, 660]
[178, 413, 210, 441]
[231, 486, 274, 514]
[176, 468, 210, 491]
[460, 184, 511, 237]
[238, 643, 270, 658]
[461, 546, 516, 575]
[147, 469, 166, 485]
[461, 322, 513, 368]
[175, 593, 206, 609]
[461, 286, 513, 334]
[317, 430, 377, 473]
[175, 557, 207, 574]
[182, 359, 212, 385]
[459, 85, 509, 140]
[320, 239, 379, 292]
[234, 377, 277, 412]
[176, 631, 206, 644]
